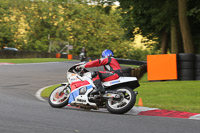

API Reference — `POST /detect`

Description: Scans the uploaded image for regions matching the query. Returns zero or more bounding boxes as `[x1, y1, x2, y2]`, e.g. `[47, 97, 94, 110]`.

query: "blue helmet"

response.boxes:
[102, 49, 114, 58]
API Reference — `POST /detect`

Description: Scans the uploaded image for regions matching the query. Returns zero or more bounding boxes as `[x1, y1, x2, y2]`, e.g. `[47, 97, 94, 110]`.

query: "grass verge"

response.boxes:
[41, 84, 61, 98]
[0, 58, 75, 63]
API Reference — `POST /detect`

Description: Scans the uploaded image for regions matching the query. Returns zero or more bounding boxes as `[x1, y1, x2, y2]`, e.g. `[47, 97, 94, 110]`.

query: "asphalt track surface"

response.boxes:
[0, 61, 200, 133]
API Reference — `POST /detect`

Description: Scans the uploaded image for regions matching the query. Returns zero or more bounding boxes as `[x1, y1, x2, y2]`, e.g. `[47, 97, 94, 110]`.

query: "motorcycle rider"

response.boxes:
[76, 49, 122, 95]
[80, 47, 87, 61]
[81, 47, 87, 56]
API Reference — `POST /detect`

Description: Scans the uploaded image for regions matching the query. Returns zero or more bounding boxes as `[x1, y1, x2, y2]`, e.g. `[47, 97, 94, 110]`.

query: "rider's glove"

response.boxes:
[76, 64, 85, 70]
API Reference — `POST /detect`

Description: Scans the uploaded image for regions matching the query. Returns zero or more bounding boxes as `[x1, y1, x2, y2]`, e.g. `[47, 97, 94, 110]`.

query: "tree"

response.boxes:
[187, 0, 200, 53]
[0, 0, 153, 60]
[117, 0, 198, 54]
[0, 0, 16, 48]
[178, 0, 194, 53]
[170, 19, 179, 54]
[118, 0, 177, 53]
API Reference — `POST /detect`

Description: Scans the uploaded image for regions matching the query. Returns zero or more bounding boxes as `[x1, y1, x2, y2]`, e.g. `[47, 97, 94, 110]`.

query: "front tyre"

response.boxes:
[48, 85, 70, 108]
[106, 87, 136, 114]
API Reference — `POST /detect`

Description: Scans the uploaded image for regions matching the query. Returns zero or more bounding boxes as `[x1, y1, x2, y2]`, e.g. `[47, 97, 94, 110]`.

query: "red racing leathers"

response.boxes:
[84, 57, 122, 94]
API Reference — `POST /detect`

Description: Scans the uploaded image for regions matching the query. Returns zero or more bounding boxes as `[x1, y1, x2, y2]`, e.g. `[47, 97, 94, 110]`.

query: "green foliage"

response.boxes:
[0, 0, 152, 60]
[118, 0, 177, 39]
[118, 0, 200, 54]
[188, 0, 200, 53]
[127, 47, 151, 61]
[0, 0, 16, 47]
[188, 0, 200, 21]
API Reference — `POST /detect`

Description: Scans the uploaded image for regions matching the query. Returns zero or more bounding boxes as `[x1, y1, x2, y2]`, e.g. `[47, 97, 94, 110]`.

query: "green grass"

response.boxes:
[0, 58, 75, 63]
[41, 84, 61, 98]
[135, 73, 200, 113]
[120, 64, 140, 68]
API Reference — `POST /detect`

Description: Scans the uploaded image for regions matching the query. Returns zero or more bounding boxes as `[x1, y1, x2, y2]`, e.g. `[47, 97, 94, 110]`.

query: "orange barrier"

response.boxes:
[56, 53, 61, 58]
[147, 54, 177, 81]
[68, 54, 72, 60]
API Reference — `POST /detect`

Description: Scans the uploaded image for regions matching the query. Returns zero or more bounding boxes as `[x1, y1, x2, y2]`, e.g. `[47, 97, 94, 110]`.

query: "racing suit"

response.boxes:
[85, 56, 122, 94]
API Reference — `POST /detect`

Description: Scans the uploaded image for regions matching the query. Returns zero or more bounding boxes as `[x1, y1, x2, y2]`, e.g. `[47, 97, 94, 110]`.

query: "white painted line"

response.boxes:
[0, 63, 14, 65]
[0, 61, 78, 66]
[189, 114, 200, 120]
[35, 85, 54, 102]
[130, 106, 159, 115]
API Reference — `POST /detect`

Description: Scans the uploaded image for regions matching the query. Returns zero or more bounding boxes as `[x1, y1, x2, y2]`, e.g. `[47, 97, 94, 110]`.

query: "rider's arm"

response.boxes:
[85, 58, 108, 68]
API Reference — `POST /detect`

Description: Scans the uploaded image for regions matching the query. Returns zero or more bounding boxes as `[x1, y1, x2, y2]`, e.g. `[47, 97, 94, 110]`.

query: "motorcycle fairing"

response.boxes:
[103, 77, 138, 87]
[70, 80, 90, 92]
[68, 85, 93, 104]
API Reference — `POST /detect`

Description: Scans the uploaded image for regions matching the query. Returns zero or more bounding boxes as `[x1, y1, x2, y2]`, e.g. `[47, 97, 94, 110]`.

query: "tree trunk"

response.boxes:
[171, 19, 179, 54]
[161, 31, 168, 54]
[178, 0, 194, 53]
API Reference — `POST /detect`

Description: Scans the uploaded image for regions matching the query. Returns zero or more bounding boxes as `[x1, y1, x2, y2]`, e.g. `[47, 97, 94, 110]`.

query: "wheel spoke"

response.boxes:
[122, 98, 130, 104]
[110, 102, 121, 108]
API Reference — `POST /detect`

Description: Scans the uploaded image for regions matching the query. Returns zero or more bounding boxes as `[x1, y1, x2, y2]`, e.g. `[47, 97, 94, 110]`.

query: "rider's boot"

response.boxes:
[90, 80, 105, 95]
[91, 87, 105, 95]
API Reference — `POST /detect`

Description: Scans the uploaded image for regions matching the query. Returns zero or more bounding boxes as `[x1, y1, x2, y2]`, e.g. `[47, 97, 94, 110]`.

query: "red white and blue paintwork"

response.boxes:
[68, 80, 93, 104]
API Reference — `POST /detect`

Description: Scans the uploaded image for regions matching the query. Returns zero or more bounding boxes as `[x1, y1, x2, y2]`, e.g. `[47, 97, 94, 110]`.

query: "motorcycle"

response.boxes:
[48, 62, 140, 114]
[79, 52, 87, 62]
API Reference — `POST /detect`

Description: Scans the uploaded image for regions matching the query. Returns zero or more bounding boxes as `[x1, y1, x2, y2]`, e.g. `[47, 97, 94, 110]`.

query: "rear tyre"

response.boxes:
[48, 85, 70, 108]
[106, 87, 136, 114]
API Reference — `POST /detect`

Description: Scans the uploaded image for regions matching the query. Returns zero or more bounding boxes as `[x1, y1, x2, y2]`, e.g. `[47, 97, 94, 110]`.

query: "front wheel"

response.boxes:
[48, 85, 70, 108]
[106, 87, 136, 114]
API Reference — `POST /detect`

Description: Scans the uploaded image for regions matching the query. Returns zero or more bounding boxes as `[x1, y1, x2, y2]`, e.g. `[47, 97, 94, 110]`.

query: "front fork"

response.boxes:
[60, 83, 71, 95]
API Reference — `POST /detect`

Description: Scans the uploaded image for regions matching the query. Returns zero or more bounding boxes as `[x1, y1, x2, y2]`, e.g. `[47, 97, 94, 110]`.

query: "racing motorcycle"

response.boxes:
[48, 62, 140, 114]
[79, 52, 87, 62]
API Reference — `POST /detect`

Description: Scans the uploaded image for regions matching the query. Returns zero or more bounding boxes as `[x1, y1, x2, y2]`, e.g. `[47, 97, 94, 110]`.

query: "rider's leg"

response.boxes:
[101, 73, 119, 82]
[90, 71, 119, 95]
[90, 72, 105, 95]
[93, 79, 105, 94]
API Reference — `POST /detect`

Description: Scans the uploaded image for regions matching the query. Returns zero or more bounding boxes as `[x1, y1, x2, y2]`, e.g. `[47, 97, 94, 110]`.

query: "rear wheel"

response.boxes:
[48, 85, 70, 108]
[106, 87, 136, 114]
